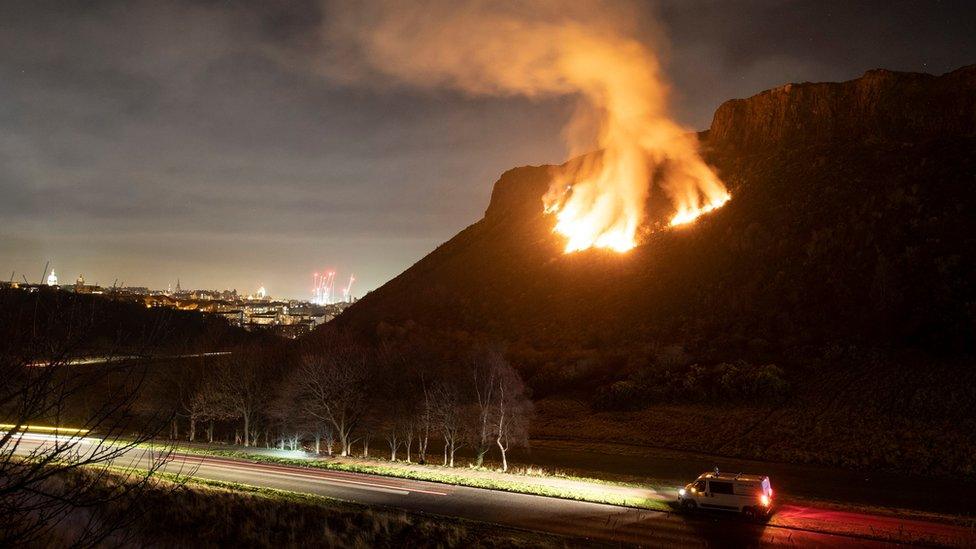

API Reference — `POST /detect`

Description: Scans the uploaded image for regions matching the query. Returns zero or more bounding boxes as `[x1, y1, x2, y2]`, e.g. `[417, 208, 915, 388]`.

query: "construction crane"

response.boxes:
[312, 269, 355, 304]
[325, 271, 336, 304]
[342, 274, 356, 302]
[312, 270, 337, 304]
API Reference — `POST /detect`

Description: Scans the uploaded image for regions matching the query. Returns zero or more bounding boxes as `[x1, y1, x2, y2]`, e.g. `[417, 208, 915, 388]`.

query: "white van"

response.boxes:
[677, 471, 774, 517]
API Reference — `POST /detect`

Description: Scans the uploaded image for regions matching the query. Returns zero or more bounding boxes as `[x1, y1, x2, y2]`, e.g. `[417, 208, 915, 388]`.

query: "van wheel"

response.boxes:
[681, 500, 697, 512]
[742, 507, 757, 521]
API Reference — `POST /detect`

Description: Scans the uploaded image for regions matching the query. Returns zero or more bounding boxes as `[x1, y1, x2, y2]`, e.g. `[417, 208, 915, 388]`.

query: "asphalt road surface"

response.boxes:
[11, 435, 974, 547]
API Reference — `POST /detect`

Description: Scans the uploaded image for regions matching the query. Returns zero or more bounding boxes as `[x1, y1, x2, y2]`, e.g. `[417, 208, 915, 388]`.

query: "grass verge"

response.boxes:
[150, 442, 668, 511]
[61, 465, 580, 548]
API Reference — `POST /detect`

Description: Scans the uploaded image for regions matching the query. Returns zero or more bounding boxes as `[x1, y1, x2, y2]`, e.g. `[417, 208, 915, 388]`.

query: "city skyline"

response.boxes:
[17, 262, 357, 302]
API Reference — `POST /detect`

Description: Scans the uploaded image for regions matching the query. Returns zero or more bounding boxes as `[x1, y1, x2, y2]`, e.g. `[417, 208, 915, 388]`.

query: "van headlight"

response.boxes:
[678, 488, 686, 496]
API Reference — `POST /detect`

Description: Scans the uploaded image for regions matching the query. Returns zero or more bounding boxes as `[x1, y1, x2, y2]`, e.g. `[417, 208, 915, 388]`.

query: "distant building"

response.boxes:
[72, 274, 102, 294]
[248, 312, 277, 326]
[217, 309, 244, 327]
[46, 270, 58, 286]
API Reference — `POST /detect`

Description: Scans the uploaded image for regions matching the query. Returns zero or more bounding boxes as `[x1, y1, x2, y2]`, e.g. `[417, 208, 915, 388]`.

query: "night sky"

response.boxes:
[2, 0, 974, 299]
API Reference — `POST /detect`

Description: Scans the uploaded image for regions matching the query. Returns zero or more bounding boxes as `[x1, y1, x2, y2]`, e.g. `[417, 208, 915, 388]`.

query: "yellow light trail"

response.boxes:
[0, 423, 90, 436]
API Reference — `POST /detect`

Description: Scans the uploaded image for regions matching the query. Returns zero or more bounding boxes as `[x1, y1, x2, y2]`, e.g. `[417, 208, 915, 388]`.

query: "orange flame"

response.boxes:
[670, 193, 731, 227]
[327, 1, 730, 251]
[537, 34, 732, 251]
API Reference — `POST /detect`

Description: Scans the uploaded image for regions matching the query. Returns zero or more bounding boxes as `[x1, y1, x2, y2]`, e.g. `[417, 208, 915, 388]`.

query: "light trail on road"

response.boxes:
[8, 434, 972, 547]
[27, 351, 232, 367]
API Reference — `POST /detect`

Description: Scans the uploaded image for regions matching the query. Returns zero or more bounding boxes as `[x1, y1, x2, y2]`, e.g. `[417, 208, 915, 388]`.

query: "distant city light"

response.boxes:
[5, 265, 359, 339]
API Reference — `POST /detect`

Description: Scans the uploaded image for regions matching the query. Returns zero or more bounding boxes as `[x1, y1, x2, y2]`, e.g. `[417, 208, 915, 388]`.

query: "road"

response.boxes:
[515, 439, 975, 517]
[10, 435, 975, 547]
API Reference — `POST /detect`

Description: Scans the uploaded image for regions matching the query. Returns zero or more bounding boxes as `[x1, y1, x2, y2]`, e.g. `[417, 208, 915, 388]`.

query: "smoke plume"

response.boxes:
[325, 0, 729, 252]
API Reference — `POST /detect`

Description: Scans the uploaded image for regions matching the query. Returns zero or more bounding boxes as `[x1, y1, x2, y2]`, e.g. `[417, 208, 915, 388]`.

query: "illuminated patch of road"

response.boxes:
[180, 455, 450, 497]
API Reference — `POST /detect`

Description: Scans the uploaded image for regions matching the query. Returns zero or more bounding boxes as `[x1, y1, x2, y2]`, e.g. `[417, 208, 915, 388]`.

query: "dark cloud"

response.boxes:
[1, 0, 974, 297]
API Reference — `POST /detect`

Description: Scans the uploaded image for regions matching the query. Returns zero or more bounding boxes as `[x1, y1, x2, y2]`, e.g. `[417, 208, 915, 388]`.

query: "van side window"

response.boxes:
[710, 481, 734, 495]
[693, 480, 706, 492]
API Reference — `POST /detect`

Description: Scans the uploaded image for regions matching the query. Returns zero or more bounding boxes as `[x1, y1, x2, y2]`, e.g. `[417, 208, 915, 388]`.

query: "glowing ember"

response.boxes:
[670, 192, 731, 227]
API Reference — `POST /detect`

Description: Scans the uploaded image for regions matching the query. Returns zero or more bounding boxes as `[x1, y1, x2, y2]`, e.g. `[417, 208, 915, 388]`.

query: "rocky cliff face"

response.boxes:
[334, 65, 976, 348]
[707, 65, 976, 151]
[477, 65, 976, 230]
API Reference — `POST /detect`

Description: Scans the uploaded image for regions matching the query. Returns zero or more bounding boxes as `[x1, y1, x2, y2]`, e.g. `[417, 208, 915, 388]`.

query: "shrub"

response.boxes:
[593, 360, 790, 410]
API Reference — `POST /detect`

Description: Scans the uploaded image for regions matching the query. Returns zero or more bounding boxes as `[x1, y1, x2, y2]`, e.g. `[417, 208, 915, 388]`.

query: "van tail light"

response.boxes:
[760, 494, 770, 507]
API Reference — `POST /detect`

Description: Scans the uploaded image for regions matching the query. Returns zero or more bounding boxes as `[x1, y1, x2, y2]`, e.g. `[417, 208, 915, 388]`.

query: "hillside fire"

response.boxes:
[330, 1, 730, 254]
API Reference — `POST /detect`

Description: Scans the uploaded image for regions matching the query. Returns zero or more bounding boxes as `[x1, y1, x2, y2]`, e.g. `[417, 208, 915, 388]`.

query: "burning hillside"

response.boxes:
[332, 64, 976, 356]
[327, 0, 729, 253]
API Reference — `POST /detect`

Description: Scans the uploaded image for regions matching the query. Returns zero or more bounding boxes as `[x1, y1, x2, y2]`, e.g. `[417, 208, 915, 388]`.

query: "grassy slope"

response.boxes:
[157, 443, 664, 510]
[47, 467, 577, 548]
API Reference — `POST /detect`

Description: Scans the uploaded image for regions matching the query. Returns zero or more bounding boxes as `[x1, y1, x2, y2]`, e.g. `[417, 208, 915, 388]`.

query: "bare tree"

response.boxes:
[321, 426, 335, 456]
[209, 347, 276, 447]
[416, 374, 433, 464]
[403, 419, 415, 462]
[470, 349, 503, 467]
[266, 391, 305, 452]
[311, 423, 333, 455]
[358, 425, 373, 458]
[431, 381, 466, 467]
[384, 413, 414, 462]
[493, 360, 532, 472]
[288, 338, 371, 457]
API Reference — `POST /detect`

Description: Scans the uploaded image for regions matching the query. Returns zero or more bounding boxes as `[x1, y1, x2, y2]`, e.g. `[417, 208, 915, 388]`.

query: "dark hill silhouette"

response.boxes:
[326, 66, 976, 475]
[0, 288, 256, 357]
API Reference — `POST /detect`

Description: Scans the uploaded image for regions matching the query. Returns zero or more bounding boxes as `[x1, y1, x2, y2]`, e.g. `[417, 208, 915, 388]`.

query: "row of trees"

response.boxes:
[157, 335, 533, 471]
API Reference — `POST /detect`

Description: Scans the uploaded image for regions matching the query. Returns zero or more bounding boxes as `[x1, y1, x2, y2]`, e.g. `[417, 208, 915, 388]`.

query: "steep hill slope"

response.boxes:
[338, 66, 976, 356]
[329, 66, 976, 475]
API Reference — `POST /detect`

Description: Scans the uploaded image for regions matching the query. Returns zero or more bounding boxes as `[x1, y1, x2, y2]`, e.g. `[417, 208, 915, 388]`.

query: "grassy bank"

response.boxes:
[45, 467, 577, 548]
[153, 442, 667, 511]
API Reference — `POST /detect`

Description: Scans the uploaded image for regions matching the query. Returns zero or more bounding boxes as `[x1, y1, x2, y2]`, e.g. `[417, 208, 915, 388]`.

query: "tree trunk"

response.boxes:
[188, 417, 196, 442]
[207, 420, 214, 443]
[442, 438, 448, 466]
[497, 436, 508, 472]
[314, 435, 321, 455]
[242, 414, 250, 447]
